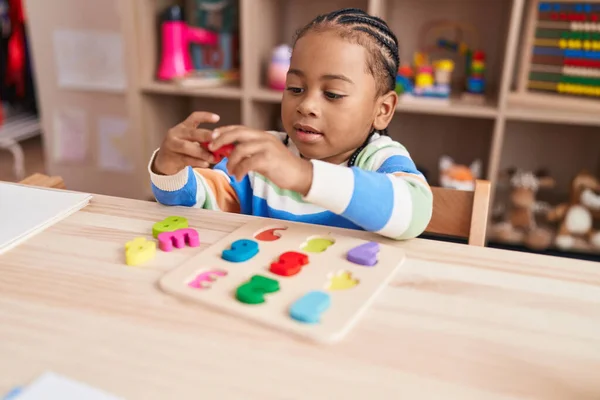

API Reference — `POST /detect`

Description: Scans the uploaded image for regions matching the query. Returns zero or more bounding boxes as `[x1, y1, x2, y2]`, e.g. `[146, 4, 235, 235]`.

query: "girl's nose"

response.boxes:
[296, 96, 320, 118]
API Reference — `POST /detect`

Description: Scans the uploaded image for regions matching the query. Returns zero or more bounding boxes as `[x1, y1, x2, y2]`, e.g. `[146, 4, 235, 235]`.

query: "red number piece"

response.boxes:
[269, 251, 309, 277]
[201, 142, 235, 163]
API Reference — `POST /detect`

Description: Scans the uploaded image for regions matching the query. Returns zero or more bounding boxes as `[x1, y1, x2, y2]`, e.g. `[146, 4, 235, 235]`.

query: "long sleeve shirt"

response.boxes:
[149, 132, 433, 240]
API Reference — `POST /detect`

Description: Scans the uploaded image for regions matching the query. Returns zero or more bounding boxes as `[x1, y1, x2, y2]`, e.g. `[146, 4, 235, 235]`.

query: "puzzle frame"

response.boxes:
[158, 219, 406, 344]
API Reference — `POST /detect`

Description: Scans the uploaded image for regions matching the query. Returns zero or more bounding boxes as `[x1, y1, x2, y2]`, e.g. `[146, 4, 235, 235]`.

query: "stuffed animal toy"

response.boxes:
[547, 169, 600, 251]
[439, 155, 481, 191]
[490, 167, 556, 251]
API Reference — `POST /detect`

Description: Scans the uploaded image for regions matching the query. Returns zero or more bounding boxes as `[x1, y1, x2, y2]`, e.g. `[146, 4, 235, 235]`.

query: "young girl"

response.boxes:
[148, 8, 433, 240]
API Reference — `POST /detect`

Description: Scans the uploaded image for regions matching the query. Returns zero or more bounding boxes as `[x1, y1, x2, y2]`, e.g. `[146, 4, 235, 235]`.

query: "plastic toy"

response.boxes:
[267, 44, 292, 91]
[200, 141, 234, 163]
[158, 228, 200, 252]
[158, 219, 405, 343]
[152, 215, 188, 238]
[397, 20, 486, 103]
[346, 241, 379, 266]
[221, 238, 259, 262]
[125, 237, 156, 266]
[157, 5, 219, 81]
[191, 0, 239, 73]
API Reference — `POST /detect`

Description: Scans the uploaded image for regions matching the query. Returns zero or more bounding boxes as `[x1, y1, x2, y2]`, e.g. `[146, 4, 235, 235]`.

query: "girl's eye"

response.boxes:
[325, 91, 344, 100]
[286, 87, 303, 94]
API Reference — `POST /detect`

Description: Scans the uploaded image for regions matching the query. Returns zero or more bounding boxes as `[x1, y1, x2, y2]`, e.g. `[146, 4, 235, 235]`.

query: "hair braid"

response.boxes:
[290, 8, 400, 167]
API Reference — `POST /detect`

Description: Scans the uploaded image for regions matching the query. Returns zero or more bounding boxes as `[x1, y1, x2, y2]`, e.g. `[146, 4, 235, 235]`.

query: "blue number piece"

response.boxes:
[221, 239, 259, 262]
[289, 291, 331, 324]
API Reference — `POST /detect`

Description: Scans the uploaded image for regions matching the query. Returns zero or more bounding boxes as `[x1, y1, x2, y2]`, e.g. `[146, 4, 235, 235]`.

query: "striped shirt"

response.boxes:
[149, 132, 433, 240]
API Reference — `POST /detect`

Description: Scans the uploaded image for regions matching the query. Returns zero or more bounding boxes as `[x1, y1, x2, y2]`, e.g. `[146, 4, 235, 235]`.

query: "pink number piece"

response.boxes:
[188, 270, 227, 289]
[158, 228, 200, 252]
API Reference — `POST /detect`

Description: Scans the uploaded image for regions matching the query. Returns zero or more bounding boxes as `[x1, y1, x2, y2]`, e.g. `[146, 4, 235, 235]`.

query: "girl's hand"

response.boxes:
[153, 112, 220, 175]
[209, 126, 313, 195]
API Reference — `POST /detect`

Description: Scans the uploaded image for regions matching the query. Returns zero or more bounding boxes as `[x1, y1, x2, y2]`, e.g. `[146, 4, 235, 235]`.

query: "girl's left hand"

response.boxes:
[209, 126, 313, 195]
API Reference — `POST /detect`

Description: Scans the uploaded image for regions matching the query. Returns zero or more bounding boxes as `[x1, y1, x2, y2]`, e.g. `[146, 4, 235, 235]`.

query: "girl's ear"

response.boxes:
[373, 90, 399, 131]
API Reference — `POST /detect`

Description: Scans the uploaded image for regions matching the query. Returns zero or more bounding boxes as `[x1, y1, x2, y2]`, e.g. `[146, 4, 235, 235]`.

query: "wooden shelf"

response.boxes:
[396, 96, 498, 119]
[251, 88, 284, 103]
[505, 92, 600, 127]
[141, 81, 243, 100]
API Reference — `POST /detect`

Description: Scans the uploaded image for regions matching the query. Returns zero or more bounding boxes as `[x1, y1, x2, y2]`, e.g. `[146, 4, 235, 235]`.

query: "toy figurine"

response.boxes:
[268, 44, 291, 91]
[439, 155, 481, 191]
[191, 0, 239, 72]
[490, 168, 556, 251]
[157, 5, 218, 81]
[547, 169, 600, 251]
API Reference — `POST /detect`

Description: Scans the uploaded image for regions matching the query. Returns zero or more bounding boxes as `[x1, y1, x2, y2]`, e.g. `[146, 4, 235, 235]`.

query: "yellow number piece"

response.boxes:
[125, 237, 156, 266]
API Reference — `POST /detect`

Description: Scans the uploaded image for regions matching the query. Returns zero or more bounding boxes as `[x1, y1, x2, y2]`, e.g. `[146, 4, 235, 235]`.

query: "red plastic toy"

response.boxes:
[201, 142, 234, 163]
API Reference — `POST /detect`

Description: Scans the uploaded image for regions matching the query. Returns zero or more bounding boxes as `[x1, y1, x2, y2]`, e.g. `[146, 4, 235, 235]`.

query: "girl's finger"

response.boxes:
[210, 128, 265, 151]
[182, 111, 220, 128]
[230, 151, 267, 181]
[186, 128, 214, 144]
[226, 140, 266, 168]
[173, 139, 214, 163]
[180, 154, 211, 169]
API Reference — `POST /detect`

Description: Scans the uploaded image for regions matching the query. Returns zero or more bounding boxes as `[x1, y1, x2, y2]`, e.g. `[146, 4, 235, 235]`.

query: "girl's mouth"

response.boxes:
[293, 124, 324, 143]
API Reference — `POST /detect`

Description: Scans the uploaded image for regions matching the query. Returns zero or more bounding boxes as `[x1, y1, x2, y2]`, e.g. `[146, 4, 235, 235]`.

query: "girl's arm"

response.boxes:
[303, 144, 433, 240]
[149, 149, 241, 212]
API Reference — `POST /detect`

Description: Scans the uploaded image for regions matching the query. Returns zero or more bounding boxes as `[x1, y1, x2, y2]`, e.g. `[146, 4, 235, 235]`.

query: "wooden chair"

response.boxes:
[18, 173, 66, 189]
[425, 179, 492, 246]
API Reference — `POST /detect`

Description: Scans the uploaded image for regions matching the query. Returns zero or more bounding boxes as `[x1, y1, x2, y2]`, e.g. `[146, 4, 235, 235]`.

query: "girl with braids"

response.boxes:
[149, 8, 432, 240]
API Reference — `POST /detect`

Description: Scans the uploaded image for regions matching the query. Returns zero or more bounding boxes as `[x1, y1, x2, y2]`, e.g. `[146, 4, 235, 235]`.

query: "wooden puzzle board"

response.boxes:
[159, 220, 406, 344]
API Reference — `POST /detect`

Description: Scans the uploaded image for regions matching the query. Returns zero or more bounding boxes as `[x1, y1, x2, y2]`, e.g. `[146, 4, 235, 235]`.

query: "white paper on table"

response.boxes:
[11, 371, 122, 400]
[0, 183, 92, 255]
[53, 29, 127, 92]
[97, 116, 133, 172]
[52, 107, 88, 162]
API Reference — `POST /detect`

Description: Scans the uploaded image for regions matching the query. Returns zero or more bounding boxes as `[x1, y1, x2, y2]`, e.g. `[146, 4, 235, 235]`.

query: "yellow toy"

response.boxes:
[125, 237, 157, 266]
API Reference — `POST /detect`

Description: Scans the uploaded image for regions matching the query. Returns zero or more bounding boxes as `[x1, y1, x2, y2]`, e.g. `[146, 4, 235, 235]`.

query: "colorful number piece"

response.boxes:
[254, 226, 287, 241]
[188, 269, 227, 289]
[222, 239, 259, 262]
[347, 241, 380, 266]
[236, 274, 280, 304]
[301, 237, 335, 253]
[289, 291, 331, 324]
[152, 216, 188, 238]
[201, 142, 235, 163]
[326, 271, 359, 291]
[157, 228, 200, 252]
[269, 251, 309, 277]
[124, 237, 156, 266]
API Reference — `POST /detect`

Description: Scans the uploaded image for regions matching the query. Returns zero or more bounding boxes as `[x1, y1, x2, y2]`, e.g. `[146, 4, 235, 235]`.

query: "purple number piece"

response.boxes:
[158, 228, 200, 252]
[347, 241, 379, 266]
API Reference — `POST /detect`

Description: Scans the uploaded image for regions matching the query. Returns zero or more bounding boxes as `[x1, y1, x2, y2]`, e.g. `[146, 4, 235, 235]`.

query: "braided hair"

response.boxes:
[284, 8, 400, 166]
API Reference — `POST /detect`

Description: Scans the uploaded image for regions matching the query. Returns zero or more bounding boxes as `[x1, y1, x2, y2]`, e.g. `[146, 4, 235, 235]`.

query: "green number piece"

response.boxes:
[236, 275, 280, 305]
[152, 216, 188, 238]
[301, 237, 334, 253]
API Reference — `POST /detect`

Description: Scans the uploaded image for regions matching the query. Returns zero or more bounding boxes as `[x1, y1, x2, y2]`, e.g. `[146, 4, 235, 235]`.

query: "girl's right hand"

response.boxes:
[152, 112, 221, 175]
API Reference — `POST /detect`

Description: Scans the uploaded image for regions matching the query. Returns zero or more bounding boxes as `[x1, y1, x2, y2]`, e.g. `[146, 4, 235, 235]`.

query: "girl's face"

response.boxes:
[281, 30, 396, 165]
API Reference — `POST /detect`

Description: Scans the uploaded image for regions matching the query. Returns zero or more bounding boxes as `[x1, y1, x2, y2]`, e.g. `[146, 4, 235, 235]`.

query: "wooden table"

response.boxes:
[1, 193, 600, 399]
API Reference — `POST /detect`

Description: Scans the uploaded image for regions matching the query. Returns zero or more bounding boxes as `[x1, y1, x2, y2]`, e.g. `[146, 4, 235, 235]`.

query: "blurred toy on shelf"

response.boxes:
[156, 1, 240, 88]
[438, 155, 481, 191]
[267, 44, 291, 91]
[547, 169, 600, 252]
[519, 1, 600, 100]
[156, 5, 218, 81]
[490, 168, 556, 251]
[397, 20, 487, 106]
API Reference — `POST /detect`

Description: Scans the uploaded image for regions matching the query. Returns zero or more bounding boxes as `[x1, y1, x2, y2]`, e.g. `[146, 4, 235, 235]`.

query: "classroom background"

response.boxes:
[1, 0, 599, 262]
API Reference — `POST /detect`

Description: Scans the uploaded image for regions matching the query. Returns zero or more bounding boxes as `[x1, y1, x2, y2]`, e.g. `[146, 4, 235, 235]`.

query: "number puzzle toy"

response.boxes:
[158, 220, 406, 343]
[201, 142, 234, 163]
